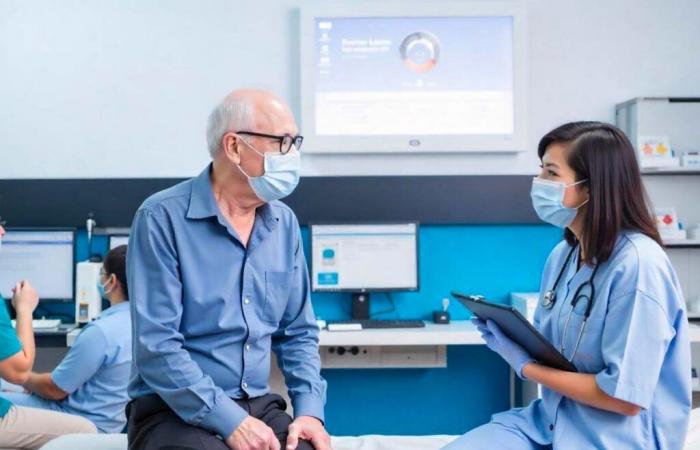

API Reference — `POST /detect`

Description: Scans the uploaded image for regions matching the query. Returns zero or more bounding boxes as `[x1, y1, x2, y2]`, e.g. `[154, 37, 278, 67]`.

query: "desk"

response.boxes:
[31, 325, 77, 372]
[320, 320, 700, 345]
[35, 324, 78, 348]
[32, 321, 700, 410]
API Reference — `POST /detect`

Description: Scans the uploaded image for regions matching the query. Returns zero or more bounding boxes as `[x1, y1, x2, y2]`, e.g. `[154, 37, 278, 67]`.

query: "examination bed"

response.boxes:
[37, 407, 700, 450]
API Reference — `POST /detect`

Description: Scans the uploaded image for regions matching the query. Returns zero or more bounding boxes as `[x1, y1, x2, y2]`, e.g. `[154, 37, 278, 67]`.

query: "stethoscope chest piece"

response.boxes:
[542, 290, 556, 309]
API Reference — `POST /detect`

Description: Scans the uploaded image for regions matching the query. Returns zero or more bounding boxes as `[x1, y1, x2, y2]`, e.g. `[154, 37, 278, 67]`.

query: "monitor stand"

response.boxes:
[351, 293, 370, 320]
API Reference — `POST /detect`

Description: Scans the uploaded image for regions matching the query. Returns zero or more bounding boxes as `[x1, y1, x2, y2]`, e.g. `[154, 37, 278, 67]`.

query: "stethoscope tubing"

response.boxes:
[543, 243, 600, 362]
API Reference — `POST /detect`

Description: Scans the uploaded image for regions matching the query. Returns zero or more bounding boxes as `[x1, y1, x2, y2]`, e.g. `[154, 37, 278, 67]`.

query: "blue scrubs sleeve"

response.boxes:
[52, 325, 107, 394]
[0, 299, 21, 361]
[595, 290, 673, 409]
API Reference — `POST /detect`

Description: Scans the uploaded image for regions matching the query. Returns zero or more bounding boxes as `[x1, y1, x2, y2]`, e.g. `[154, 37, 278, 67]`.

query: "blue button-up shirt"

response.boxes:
[127, 165, 326, 440]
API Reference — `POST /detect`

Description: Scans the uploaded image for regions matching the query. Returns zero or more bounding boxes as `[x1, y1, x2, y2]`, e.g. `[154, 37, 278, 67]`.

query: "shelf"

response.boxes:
[642, 167, 700, 175]
[664, 239, 700, 249]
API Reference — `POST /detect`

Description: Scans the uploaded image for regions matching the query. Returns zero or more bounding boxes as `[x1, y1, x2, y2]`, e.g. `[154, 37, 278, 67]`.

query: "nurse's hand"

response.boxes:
[11, 281, 39, 315]
[472, 318, 535, 378]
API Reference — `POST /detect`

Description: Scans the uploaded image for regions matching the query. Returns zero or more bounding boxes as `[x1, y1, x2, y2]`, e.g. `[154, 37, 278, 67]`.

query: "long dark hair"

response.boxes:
[537, 121, 662, 264]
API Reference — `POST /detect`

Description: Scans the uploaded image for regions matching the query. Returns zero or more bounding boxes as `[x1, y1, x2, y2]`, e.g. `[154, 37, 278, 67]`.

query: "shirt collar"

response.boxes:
[256, 202, 279, 231]
[186, 164, 280, 230]
[99, 301, 130, 318]
[186, 164, 219, 219]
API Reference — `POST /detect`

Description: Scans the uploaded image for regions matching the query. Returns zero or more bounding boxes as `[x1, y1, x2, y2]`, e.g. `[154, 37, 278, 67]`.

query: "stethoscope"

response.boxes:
[542, 244, 601, 362]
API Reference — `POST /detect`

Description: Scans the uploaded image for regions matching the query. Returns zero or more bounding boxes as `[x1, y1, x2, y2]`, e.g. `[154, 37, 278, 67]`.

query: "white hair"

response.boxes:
[206, 95, 255, 158]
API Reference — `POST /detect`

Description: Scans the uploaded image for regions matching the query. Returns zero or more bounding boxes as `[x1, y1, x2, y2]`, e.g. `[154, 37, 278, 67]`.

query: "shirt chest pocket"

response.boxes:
[263, 270, 294, 324]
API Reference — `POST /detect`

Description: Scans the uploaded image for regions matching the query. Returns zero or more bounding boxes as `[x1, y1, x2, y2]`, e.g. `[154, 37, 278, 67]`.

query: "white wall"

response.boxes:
[2, 0, 700, 179]
[2, 0, 699, 306]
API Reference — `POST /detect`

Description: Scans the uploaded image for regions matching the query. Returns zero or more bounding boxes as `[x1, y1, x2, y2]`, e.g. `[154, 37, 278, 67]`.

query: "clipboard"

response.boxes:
[452, 292, 578, 372]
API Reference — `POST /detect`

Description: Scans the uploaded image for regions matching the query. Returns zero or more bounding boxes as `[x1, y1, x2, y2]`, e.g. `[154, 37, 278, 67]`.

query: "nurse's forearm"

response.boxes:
[521, 363, 641, 416]
[13, 307, 35, 368]
[23, 372, 68, 401]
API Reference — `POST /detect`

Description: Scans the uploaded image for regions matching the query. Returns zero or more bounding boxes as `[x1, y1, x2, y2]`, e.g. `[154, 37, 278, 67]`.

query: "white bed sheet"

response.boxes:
[38, 408, 700, 450]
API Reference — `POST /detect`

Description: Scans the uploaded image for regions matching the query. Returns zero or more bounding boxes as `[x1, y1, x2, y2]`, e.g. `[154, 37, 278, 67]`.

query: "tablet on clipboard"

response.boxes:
[452, 292, 578, 372]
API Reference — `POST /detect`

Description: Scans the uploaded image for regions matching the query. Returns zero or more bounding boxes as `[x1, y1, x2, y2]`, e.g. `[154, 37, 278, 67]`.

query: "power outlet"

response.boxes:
[322, 346, 379, 368]
[321, 345, 447, 369]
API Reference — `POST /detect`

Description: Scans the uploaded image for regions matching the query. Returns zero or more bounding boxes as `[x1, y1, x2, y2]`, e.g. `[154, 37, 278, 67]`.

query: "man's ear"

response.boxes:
[221, 132, 242, 165]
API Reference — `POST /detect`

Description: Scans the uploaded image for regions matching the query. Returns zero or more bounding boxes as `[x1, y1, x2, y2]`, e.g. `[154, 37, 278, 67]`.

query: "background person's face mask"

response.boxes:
[97, 275, 113, 300]
[236, 138, 301, 202]
[530, 177, 589, 228]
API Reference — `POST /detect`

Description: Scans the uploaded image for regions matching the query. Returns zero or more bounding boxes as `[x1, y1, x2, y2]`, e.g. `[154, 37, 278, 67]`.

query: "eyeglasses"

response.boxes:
[235, 131, 303, 155]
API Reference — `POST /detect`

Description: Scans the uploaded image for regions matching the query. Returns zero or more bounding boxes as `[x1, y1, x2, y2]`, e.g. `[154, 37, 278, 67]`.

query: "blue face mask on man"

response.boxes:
[236, 138, 301, 202]
[530, 177, 589, 228]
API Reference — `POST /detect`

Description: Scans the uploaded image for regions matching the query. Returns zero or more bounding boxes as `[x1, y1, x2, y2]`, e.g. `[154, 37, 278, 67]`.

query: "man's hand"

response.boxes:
[286, 416, 331, 450]
[11, 281, 39, 314]
[226, 416, 280, 450]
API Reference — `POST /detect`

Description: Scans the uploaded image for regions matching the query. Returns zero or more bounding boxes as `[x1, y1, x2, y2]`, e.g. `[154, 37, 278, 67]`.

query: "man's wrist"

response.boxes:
[199, 395, 249, 439]
[292, 393, 325, 424]
[295, 415, 323, 425]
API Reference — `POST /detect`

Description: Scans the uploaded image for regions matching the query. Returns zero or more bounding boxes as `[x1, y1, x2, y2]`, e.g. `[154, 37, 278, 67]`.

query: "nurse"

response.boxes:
[443, 122, 691, 449]
[4, 245, 132, 433]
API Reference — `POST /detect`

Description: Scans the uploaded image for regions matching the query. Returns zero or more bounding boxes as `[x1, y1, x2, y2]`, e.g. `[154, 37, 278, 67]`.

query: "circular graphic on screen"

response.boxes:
[399, 31, 440, 73]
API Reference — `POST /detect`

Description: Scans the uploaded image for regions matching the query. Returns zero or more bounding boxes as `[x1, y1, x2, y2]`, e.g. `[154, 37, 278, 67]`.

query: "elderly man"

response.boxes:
[126, 89, 329, 450]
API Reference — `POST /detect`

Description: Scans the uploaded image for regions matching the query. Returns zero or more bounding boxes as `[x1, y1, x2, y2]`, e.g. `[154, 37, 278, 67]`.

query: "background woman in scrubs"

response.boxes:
[443, 122, 691, 449]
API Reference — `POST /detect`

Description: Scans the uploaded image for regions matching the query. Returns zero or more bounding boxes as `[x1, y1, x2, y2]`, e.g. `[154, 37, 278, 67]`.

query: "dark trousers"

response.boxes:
[126, 393, 315, 450]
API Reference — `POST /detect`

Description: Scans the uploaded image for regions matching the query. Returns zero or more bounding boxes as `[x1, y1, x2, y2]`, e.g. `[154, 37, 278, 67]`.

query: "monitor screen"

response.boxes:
[314, 16, 513, 137]
[0, 229, 75, 301]
[300, 2, 526, 154]
[109, 235, 129, 250]
[311, 223, 418, 292]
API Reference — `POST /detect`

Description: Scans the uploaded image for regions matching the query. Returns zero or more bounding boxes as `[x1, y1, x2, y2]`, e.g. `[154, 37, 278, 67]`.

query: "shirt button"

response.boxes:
[243, 297, 250, 305]
[242, 381, 248, 388]
[549, 424, 554, 431]
[245, 344, 251, 351]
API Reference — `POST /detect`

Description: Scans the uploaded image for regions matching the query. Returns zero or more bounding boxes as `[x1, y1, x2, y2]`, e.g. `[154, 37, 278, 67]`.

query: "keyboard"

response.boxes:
[11, 319, 62, 330]
[327, 320, 425, 331]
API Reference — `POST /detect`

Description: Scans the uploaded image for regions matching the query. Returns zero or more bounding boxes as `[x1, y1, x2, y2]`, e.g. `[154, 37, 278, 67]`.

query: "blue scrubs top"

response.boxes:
[0, 297, 21, 418]
[52, 301, 132, 432]
[493, 232, 692, 449]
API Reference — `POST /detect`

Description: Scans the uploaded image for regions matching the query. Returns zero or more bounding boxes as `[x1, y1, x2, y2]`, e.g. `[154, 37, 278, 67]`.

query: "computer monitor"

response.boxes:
[108, 234, 129, 250]
[0, 228, 76, 302]
[310, 223, 419, 319]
